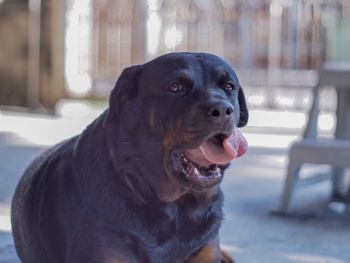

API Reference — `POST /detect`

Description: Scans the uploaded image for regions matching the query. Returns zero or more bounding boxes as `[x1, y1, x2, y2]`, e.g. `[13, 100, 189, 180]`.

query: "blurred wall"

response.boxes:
[0, 0, 350, 109]
[38, 0, 66, 108]
[68, 0, 347, 99]
[0, 0, 66, 108]
[0, 0, 28, 106]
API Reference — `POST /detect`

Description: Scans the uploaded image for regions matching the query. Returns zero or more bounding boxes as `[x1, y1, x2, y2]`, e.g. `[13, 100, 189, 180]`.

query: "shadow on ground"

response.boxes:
[0, 131, 47, 263]
[0, 231, 19, 263]
[220, 146, 350, 263]
[1, 126, 350, 263]
[0, 132, 46, 204]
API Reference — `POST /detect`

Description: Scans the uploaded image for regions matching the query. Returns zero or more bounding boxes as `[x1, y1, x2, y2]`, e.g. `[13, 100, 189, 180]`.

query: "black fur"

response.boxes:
[11, 52, 248, 263]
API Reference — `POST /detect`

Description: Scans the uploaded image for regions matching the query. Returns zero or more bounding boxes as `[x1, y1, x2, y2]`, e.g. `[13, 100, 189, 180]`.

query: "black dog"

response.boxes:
[11, 52, 248, 263]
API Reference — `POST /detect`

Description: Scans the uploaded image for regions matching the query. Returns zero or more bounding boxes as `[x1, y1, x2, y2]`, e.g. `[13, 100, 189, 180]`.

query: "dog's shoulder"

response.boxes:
[26, 136, 78, 177]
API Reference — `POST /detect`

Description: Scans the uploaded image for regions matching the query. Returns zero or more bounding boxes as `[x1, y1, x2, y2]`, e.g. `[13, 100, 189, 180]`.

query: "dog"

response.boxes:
[11, 52, 248, 263]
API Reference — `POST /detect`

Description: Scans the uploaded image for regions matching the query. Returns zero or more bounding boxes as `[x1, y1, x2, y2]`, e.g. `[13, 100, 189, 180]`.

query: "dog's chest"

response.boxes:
[141, 201, 221, 262]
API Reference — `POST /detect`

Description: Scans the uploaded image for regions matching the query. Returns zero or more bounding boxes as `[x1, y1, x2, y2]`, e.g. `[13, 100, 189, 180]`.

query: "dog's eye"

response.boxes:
[168, 82, 185, 93]
[223, 82, 235, 92]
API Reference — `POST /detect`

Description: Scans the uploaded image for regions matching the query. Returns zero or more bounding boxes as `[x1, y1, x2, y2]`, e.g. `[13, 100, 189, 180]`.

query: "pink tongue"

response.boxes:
[199, 129, 247, 164]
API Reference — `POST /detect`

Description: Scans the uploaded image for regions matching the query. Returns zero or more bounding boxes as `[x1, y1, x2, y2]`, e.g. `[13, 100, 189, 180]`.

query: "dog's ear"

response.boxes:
[238, 85, 248, 127]
[103, 65, 142, 127]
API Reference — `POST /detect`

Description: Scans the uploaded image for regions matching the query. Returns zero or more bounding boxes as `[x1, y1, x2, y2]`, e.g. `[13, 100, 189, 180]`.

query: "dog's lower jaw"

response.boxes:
[153, 170, 188, 203]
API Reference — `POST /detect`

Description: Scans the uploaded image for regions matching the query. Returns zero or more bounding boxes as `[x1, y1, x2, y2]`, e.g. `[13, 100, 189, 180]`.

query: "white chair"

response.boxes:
[277, 63, 350, 214]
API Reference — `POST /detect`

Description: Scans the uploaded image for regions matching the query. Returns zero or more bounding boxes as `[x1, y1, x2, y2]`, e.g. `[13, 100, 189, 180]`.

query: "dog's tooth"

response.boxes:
[194, 168, 199, 175]
[189, 166, 194, 174]
[188, 166, 193, 173]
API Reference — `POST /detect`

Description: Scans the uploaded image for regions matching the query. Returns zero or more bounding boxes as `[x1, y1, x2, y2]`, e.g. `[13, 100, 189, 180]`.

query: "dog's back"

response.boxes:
[12, 137, 78, 263]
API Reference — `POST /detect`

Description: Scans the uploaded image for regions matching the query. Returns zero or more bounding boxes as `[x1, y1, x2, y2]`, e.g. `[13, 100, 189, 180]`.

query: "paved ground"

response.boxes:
[0, 107, 349, 263]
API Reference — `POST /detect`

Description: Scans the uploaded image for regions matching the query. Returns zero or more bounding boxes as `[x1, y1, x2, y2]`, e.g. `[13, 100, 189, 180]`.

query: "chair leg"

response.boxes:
[332, 167, 348, 199]
[278, 162, 302, 214]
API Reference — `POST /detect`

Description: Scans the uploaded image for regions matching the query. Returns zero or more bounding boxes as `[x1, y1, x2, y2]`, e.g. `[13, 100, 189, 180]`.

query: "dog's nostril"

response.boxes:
[208, 104, 233, 118]
[226, 107, 233, 116]
[210, 109, 220, 117]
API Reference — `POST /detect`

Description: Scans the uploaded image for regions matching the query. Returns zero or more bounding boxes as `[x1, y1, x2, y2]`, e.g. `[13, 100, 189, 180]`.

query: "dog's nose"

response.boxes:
[207, 101, 234, 121]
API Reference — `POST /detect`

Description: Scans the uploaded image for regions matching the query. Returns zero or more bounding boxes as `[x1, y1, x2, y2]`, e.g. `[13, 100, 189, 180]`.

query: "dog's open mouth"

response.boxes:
[172, 128, 247, 189]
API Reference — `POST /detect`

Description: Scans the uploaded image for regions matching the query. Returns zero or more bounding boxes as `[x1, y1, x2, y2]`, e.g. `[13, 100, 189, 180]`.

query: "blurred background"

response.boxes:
[1, 0, 350, 109]
[1, 0, 350, 262]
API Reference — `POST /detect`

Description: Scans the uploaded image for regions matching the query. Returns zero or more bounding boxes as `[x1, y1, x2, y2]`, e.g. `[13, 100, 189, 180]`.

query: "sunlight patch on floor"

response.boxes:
[283, 253, 347, 263]
[244, 133, 297, 149]
[0, 113, 91, 146]
[248, 110, 334, 132]
[0, 215, 11, 232]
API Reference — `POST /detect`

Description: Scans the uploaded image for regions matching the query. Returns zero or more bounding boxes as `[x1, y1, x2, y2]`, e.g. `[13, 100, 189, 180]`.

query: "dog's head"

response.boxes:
[104, 52, 248, 202]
